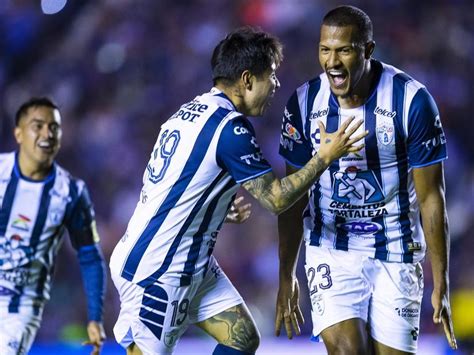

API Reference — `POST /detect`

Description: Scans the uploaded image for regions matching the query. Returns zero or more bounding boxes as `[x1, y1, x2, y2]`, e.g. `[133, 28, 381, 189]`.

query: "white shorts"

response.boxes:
[111, 256, 244, 354]
[305, 246, 423, 353]
[0, 303, 43, 355]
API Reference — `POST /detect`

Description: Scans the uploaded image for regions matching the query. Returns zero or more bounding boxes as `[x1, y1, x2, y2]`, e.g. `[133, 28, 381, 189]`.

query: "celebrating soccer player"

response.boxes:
[0, 97, 106, 355]
[276, 5, 456, 354]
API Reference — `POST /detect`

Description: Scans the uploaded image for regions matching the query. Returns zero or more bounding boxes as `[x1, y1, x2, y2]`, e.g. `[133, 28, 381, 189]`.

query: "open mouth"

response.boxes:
[37, 141, 55, 153]
[327, 70, 347, 88]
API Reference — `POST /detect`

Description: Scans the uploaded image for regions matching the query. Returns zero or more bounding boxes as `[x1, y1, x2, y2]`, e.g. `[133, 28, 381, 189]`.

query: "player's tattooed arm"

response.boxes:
[243, 154, 327, 214]
[243, 116, 368, 215]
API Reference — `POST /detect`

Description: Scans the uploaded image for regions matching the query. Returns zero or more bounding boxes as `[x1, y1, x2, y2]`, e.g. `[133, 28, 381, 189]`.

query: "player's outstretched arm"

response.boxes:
[413, 163, 457, 350]
[242, 116, 367, 215]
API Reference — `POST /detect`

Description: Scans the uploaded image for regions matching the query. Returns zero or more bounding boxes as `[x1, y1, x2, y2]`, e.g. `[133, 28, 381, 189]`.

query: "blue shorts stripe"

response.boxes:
[142, 295, 167, 313]
[140, 318, 164, 340]
[139, 307, 165, 325]
[144, 283, 168, 301]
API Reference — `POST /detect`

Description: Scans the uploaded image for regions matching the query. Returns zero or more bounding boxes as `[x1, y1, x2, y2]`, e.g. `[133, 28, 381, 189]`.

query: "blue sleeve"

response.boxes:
[65, 181, 100, 249]
[278, 91, 313, 168]
[407, 88, 447, 167]
[216, 117, 272, 183]
[78, 244, 106, 322]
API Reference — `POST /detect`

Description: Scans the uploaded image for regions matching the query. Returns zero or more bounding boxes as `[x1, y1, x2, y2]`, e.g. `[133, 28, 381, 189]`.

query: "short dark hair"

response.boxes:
[211, 26, 283, 86]
[322, 5, 373, 45]
[15, 97, 58, 126]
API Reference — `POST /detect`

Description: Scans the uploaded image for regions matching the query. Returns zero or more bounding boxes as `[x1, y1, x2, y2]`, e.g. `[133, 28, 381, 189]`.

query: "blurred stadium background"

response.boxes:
[0, 0, 472, 354]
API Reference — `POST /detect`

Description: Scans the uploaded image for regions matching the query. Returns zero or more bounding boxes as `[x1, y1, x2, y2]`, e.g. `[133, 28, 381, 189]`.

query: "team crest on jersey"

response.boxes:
[310, 293, 325, 315]
[332, 167, 384, 204]
[376, 122, 395, 147]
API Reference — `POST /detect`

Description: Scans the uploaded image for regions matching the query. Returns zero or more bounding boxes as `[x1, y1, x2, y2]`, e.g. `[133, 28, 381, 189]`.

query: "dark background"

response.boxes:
[0, 0, 472, 351]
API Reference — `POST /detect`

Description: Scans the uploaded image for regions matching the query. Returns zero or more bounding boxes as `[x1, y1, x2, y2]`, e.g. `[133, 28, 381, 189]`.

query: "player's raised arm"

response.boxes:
[242, 117, 367, 214]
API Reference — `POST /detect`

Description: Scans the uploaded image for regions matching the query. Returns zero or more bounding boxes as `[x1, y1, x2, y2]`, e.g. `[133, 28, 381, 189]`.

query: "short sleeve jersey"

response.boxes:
[279, 60, 447, 263]
[110, 88, 271, 286]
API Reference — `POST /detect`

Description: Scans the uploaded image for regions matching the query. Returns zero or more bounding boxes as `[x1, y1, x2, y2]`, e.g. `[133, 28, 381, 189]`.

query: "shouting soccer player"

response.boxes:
[276, 5, 456, 354]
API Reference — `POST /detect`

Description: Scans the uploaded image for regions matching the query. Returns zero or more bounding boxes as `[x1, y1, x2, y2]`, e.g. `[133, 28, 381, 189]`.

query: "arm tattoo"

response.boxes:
[203, 305, 258, 351]
[243, 154, 328, 213]
[243, 172, 278, 212]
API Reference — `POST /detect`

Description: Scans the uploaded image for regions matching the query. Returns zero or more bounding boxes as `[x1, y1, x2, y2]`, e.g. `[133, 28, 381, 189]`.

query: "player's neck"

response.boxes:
[17, 153, 53, 180]
[337, 61, 375, 109]
[215, 83, 247, 114]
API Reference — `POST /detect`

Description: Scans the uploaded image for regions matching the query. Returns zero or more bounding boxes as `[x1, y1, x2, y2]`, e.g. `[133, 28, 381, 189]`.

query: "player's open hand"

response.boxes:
[432, 290, 457, 350]
[83, 320, 106, 355]
[275, 276, 304, 339]
[224, 196, 251, 223]
[317, 116, 368, 165]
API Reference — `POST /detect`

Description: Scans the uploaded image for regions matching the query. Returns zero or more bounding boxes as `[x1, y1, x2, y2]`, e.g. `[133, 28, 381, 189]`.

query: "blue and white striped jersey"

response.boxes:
[279, 60, 447, 263]
[0, 152, 100, 311]
[110, 88, 272, 287]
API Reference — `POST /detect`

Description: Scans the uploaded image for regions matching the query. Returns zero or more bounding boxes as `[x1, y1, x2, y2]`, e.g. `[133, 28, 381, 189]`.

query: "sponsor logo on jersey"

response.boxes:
[309, 107, 329, 119]
[395, 307, 419, 318]
[282, 123, 302, 143]
[421, 132, 446, 151]
[332, 167, 384, 204]
[0, 268, 30, 286]
[283, 106, 293, 120]
[407, 242, 422, 251]
[337, 221, 382, 235]
[11, 214, 31, 232]
[233, 126, 250, 135]
[341, 152, 364, 162]
[374, 106, 396, 118]
[240, 152, 264, 165]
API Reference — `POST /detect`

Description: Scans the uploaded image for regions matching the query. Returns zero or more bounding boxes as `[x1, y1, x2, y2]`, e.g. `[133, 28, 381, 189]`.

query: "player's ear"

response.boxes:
[365, 41, 375, 59]
[14, 126, 23, 144]
[241, 70, 253, 90]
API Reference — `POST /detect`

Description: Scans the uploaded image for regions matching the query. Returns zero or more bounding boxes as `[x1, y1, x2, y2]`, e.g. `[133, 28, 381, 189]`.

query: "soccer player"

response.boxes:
[275, 5, 457, 354]
[109, 27, 367, 355]
[0, 98, 106, 355]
